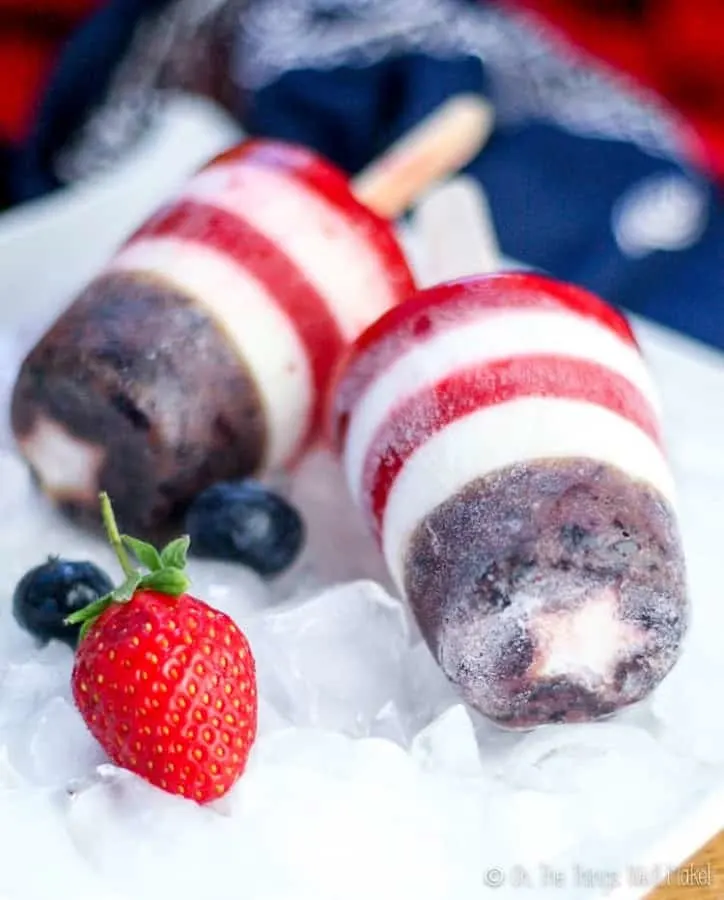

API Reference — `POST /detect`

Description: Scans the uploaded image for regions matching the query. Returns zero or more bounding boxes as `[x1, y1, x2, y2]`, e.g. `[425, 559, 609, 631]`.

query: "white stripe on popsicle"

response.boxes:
[109, 237, 313, 470]
[372, 397, 676, 590]
[344, 309, 662, 507]
[185, 163, 400, 339]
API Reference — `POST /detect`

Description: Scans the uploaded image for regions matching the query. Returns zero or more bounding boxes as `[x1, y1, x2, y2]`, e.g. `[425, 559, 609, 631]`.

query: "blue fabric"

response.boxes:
[247, 55, 488, 176]
[10, 0, 171, 202]
[10, 0, 724, 350]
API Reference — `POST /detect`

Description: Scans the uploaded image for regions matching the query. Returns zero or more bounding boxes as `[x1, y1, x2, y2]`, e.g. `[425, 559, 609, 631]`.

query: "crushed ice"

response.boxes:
[0, 321, 721, 900]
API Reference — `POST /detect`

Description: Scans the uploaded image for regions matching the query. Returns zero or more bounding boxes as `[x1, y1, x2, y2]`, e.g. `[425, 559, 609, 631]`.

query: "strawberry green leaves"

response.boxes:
[160, 536, 190, 571]
[123, 535, 190, 574]
[113, 572, 144, 605]
[122, 536, 162, 572]
[122, 534, 191, 595]
[65, 493, 192, 641]
[140, 567, 190, 596]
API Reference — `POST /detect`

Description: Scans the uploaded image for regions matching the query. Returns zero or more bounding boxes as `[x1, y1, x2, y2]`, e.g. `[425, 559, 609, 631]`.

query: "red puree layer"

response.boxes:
[129, 199, 346, 442]
[207, 139, 416, 307]
[361, 354, 662, 535]
[330, 274, 638, 450]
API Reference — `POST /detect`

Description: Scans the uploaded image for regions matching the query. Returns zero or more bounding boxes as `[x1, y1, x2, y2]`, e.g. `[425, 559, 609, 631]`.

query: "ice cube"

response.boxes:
[285, 449, 392, 589]
[250, 727, 360, 777]
[248, 727, 416, 787]
[64, 765, 234, 900]
[503, 722, 698, 865]
[229, 728, 454, 900]
[487, 786, 578, 868]
[370, 701, 409, 746]
[0, 610, 38, 664]
[400, 639, 459, 734]
[413, 775, 500, 897]
[0, 785, 107, 900]
[250, 580, 411, 736]
[0, 646, 72, 735]
[24, 697, 106, 787]
[0, 745, 24, 789]
[652, 640, 724, 765]
[410, 762, 573, 896]
[411, 705, 483, 777]
[256, 696, 290, 736]
[34, 638, 75, 669]
[186, 557, 272, 623]
[62, 731, 468, 900]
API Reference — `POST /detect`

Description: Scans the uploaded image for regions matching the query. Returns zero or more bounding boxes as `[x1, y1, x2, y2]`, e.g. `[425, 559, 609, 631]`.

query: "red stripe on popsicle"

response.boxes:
[129, 199, 346, 440]
[330, 274, 639, 449]
[361, 354, 662, 535]
[209, 140, 416, 305]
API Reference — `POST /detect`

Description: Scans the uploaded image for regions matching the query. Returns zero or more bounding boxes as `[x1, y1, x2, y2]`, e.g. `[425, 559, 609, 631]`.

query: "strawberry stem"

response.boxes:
[100, 492, 135, 579]
[65, 494, 193, 640]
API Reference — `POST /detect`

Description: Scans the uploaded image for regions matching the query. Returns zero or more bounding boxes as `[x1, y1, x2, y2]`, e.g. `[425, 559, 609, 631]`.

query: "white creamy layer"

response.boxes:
[109, 237, 312, 470]
[532, 590, 649, 686]
[186, 163, 401, 339]
[344, 310, 661, 508]
[18, 416, 106, 502]
[373, 398, 676, 590]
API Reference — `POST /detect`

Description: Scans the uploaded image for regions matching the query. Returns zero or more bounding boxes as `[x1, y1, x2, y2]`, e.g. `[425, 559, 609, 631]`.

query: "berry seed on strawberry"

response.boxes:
[67, 492, 258, 805]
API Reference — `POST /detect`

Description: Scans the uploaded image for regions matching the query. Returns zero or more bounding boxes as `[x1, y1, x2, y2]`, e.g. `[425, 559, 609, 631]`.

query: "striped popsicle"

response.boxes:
[11, 140, 413, 537]
[330, 273, 689, 728]
[11, 96, 492, 538]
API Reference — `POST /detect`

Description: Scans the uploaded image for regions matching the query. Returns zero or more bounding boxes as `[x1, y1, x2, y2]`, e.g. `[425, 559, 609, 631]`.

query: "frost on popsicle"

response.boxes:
[331, 272, 689, 728]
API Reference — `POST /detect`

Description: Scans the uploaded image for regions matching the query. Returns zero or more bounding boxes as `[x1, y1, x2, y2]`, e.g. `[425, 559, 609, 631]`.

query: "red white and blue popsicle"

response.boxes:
[330, 272, 689, 728]
[11, 96, 492, 537]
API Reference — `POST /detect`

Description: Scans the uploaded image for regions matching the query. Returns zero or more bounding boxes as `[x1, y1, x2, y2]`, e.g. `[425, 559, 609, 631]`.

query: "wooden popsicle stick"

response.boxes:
[351, 94, 494, 219]
[413, 176, 501, 286]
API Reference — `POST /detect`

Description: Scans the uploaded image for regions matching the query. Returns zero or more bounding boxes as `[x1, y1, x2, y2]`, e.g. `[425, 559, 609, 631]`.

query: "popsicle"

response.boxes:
[329, 266, 688, 729]
[11, 95, 493, 538]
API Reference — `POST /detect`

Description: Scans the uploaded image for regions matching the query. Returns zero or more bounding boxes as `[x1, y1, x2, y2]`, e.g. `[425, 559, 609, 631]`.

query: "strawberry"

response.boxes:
[67, 492, 258, 804]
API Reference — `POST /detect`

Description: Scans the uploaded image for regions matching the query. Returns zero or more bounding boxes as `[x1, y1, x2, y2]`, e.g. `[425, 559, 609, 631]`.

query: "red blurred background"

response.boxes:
[1, 0, 723, 181]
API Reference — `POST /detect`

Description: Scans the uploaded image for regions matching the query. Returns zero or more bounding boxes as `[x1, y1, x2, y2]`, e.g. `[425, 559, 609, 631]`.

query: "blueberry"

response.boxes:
[12, 558, 114, 647]
[185, 481, 305, 577]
